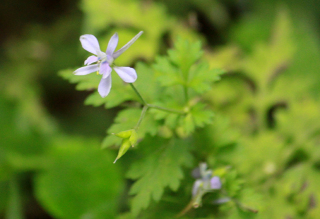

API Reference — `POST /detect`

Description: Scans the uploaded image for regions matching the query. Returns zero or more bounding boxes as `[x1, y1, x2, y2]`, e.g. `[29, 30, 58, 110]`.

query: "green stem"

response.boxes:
[129, 83, 186, 114]
[233, 198, 258, 214]
[147, 104, 185, 114]
[130, 83, 186, 130]
[135, 105, 149, 130]
[221, 190, 258, 214]
[175, 199, 194, 218]
[184, 86, 189, 103]
[6, 176, 24, 219]
[129, 83, 147, 105]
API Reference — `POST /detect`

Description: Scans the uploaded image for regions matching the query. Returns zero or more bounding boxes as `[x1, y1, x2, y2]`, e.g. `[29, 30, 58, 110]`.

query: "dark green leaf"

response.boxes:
[126, 137, 193, 216]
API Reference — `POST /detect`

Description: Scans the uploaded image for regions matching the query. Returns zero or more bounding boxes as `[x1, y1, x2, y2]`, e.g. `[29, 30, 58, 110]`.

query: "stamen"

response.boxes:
[97, 71, 99, 75]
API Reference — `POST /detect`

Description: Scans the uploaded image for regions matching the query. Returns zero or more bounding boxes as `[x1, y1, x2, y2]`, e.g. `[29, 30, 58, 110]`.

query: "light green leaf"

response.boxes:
[59, 69, 100, 90]
[190, 103, 214, 128]
[153, 56, 182, 87]
[85, 74, 136, 109]
[168, 38, 203, 74]
[188, 62, 224, 94]
[179, 103, 214, 136]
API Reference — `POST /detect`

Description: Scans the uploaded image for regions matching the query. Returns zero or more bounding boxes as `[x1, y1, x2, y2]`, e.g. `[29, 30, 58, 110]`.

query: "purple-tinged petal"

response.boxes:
[99, 61, 112, 79]
[84, 55, 98, 65]
[192, 179, 202, 197]
[74, 64, 99, 75]
[210, 176, 221, 190]
[113, 66, 137, 83]
[98, 75, 112, 98]
[203, 170, 212, 181]
[113, 31, 143, 59]
[106, 33, 119, 56]
[192, 167, 201, 179]
[80, 34, 101, 55]
[212, 197, 231, 204]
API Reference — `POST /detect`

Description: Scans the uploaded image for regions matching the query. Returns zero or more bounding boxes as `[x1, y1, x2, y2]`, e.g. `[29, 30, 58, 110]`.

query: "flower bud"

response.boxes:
[114, 130, 133, 138]
[113, 129, 138, 163]
[113, 138, 131, 163]
[129, 129, 137, 147]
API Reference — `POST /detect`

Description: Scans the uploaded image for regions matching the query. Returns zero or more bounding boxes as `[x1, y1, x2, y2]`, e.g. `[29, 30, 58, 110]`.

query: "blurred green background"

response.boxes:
[1, 0, 320, 218]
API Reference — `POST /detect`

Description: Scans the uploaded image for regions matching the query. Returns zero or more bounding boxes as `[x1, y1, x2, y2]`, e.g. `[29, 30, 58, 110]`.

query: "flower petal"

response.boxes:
[212, 197, 231, 204]
[112, 31, 143, 59]
[191, 167, 201, 179]
[80, 34, 101, 55]
[98, 75, 112, 98]
[100, 61, 112, 79]
[210, 176, 221, 190]
[84, 55, 98, 65]
[113, 66, 137, 83]
[192, 179, 202, 197]
[106, 33, 118, 56]
[74, 64, 99, 75]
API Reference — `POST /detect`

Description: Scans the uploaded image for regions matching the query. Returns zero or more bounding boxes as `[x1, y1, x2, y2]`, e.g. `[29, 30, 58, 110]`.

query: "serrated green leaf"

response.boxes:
[224, 170, 243, 198]
[83, 91, 105, 107]
[126, 137, 193, 216]
[59, 69, 100, 90]
[179, 104, 214, 136]
[133, 62, 162, 104]
[150, 102, 213, 137]
[168, 38, 203, 75]
[165, 114, 180, 129]
[153, 56, 182, 87]
[180, 113, 194, 135]
[188, 62, 224, 94]
[191, 103, 214, 127]
[68, 69, 136, 108]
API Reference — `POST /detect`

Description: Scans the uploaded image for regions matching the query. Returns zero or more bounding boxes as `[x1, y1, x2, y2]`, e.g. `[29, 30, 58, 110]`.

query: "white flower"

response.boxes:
[74, 31, 143, 97]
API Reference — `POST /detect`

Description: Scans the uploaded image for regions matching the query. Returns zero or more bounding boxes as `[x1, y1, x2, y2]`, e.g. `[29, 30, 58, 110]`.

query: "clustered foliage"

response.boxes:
[1, 0, 320, 218]
[61, 36, 224, 216]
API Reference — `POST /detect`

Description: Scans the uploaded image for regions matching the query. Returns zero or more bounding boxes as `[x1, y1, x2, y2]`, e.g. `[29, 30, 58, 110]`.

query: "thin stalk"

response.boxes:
[135, 105, 149, 130]
[175, 199, 194, 218]
[129, 83, 186, 115]
[176, 189, 204, 218]
[232, 198, 258, 213]
[129, 83, 147, 105]
[183, 86, 189, 103]
[221, 190, 258, 214]
[6, 176, 24, 219]
[182, 67, 189, 103]
[147, 104, 185, 114]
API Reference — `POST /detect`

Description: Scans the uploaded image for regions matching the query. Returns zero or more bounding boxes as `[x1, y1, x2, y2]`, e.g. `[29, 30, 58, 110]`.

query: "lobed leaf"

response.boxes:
[168, 38, 203, 74]
[126, 137, 193, 216]
[188, 62, 224, 94]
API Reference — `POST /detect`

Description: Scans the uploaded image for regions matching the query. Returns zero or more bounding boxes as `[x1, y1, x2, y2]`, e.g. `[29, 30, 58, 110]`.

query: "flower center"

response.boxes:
[98, 52, 114, 66]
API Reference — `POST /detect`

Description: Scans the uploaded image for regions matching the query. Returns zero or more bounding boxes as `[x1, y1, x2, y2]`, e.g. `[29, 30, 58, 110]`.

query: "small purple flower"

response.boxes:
[192, 176, 222, 198]
[210, 176, 222, 190]
[74, 31, 143, 97]
[191, 163, 222, 207]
